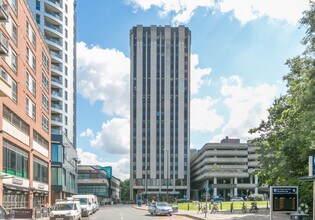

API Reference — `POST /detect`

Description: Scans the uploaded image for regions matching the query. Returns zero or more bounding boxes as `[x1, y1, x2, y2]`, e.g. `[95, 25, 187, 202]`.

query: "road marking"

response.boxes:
[120, 211, 123, 220]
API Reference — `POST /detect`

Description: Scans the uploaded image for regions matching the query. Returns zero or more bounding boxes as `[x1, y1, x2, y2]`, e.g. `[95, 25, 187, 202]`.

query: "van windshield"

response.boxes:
[79, 198, 87, 205]
[55, 203, 74, 210]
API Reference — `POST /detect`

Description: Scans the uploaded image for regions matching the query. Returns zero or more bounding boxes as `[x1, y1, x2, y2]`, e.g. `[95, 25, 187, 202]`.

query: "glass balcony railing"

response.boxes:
[45, 23, 62, 34]
[50, 51, 62, 59]
[52, 116, 62, 123]
[47, 0, 62, 8]
[51, 90, 62, 97]
[45, 36, 62, 46]
[52, 128, 62, 135]
[51, 77, 62, 84]
[45, 9, 62, 21]
[51, 64, 62, 72]
[51, 103, 62, 110]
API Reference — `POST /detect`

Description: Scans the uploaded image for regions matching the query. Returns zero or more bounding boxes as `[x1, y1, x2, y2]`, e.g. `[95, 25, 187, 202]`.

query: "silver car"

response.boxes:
[148, 202, 173, 216]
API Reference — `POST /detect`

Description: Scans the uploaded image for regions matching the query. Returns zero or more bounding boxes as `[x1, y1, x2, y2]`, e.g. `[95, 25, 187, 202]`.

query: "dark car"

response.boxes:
[176, 198, 188, 203]
[213, 196, 224, 202]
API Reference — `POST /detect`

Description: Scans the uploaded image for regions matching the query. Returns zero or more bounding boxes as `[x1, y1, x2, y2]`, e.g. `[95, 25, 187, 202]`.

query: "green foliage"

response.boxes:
[247, 194, 263, 201]
[120, 179, 130, 201]
[249, 2, 315, 217]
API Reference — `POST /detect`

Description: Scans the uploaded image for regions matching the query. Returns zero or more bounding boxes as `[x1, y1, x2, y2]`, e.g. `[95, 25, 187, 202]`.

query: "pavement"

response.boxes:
[132, 204, 291, 220]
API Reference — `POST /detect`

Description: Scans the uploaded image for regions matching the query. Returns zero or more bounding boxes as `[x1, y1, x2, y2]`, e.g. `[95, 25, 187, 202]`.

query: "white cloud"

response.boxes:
[77, 42, 130, 117]
[191, 97, 224, 132]
[191, 54, 212, 95]
[211, 75, 278, 142]
[126, 0, 215, 24]
[79, 128, 94, 138]
[126, 0, 309, 24]
[88, 118, 130, 155]
[77, 148, 130, 180]
[218, 0, 309, 25]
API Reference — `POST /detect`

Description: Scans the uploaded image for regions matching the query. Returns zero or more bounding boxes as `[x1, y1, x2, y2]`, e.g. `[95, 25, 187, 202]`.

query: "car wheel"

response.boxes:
[169, 213, 172, 216]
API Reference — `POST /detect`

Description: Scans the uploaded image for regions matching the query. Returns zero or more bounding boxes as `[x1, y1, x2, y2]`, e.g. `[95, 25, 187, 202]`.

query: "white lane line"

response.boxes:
[120, 211, 123, 220]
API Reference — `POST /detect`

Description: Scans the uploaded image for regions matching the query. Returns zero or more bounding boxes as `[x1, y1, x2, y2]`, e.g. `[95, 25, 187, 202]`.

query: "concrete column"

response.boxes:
[234, 177, 238, 196]
[254, 175, 258, 194]
[213, 177, 217, 196]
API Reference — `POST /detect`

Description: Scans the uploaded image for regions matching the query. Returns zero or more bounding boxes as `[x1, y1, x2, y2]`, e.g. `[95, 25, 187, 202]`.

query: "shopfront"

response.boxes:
[2, 183, 29, 209]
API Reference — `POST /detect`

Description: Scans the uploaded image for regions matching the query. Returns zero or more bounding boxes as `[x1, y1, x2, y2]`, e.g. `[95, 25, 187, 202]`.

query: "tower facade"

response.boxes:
[130, 25, 191, 201]
[27, 0, 78, 202]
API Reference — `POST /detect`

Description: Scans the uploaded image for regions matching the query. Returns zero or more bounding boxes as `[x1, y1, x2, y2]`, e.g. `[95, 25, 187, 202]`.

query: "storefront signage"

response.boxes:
[38, 184, 45, 189]
[13, 209, 33, 219]
[12, 178, 23, 185]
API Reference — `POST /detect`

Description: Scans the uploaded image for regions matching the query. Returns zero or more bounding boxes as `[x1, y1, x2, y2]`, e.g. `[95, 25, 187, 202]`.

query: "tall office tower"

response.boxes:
[130, 25, 191, 201]
[0, 0, 51, 210]
[27, 0, 78, 202]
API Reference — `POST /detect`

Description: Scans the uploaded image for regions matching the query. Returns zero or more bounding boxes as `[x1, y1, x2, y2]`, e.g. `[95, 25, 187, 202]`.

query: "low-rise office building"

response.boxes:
[0, 0, 51, 209]
[78, 165, 121, 203]
[190, 137, 260, 201]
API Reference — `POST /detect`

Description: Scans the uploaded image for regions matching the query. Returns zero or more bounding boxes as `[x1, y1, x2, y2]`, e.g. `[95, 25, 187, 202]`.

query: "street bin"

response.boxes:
[290, 212, 310, 220]
[42, 208, 48, 217]
[35, 208, 42, 218]
[172, 206, 178, 213]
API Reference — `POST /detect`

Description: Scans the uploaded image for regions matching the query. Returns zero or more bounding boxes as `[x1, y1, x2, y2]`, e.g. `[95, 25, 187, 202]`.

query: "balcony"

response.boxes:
[0, 67, 11, 97]
[51, 77, 62, 85]
[0, 0, 8, 21]
[45, 9, 62, 22]
[45, 0, 63, 10]
[0, 30, 8, 55]
[44, 22, 62, 37]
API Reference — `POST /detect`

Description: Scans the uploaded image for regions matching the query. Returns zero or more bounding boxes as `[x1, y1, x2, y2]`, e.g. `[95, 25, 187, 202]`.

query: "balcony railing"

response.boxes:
[51, 77, 62, 84]
[46, 36, 62, 46]
[45, 23, 62, 34]
[51, 103, 62, 110]
[47, 0, 62, 8]
[51, 64, 62, 72]
[51, 90, 62, 97]
[52, 116, 62, 122]
[45, 9, 62, 21]
[50, 51, 62, 59]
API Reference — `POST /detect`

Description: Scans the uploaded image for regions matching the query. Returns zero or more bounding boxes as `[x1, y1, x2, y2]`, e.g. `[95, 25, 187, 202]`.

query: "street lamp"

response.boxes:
[164, 149, 169, 203]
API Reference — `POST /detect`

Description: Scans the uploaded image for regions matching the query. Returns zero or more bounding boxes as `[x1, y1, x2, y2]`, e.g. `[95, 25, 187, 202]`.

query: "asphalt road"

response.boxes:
[82, 205, 192, 220]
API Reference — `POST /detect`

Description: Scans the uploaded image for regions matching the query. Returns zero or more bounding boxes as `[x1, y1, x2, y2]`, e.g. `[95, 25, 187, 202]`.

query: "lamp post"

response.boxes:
[164, 149, 169, 203]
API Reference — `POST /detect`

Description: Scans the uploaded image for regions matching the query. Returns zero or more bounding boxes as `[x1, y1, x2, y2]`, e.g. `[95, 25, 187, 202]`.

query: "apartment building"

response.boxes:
[78, 165, 121, 203]
[26, 0, 78, 202]
[130, 25, 191, 201]
[0, 0, 51, 209]
[190, 137, 260, 201]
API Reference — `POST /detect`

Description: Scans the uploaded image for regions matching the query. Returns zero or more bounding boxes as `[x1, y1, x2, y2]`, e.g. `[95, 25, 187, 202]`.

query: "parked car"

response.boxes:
[231, 197, 244, 202]
[148, 202, 174, 216]
[49, 198, 82, 220]
[0, 205, 14, 220]
[176, 198, 188, 203]
[213, 196, 225, 202]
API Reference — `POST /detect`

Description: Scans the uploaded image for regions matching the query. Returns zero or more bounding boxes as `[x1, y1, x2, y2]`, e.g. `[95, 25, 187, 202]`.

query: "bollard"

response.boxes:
[230, 202, 233, 213]
[220, 202, 222, 210]
[188, 203, 189, 211]
[267, 202, 269, 210]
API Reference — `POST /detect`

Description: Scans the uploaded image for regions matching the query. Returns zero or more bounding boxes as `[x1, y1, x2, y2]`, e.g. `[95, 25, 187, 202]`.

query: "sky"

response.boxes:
[75, 0, 310, 180]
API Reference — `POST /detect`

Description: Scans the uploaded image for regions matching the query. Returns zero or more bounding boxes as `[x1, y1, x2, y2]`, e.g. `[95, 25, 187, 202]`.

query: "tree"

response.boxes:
[120, 179, 130, 202]
[249, 2, 315, 214]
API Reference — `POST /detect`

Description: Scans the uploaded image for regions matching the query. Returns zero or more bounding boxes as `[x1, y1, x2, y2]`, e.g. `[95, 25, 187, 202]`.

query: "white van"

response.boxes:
[50, 198, 81, 220]
[91, 195, 99, 213]
[72, 195, 93, 217]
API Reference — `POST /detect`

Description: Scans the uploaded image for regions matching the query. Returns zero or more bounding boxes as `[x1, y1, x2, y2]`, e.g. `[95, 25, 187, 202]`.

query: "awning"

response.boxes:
[0, 172, 14, 179]
[3, 184, 29, 192]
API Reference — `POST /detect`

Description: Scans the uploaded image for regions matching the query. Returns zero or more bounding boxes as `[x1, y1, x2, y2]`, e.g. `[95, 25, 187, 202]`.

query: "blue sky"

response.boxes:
[75, 0, 309, 180]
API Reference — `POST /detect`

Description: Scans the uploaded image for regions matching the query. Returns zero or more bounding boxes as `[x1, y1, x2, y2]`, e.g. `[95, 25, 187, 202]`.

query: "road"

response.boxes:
[82, 205, 191, 220]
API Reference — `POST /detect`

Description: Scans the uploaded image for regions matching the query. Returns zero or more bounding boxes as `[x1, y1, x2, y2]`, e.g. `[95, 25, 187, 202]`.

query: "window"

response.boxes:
[65, 54, 68, 63]
[42, 73, 49, 91]
[65, 104, 68, 113]
[42, 51, 49, 71]
[65, 4, 68, 13]
[32, 31, 36, 47]
[65, 66, 68, 75]
[65, 17, 68, 26]
[65, 29, 68, 38]
[42, 93, 48, 112]
[11, 80, 17, 103]
[36, 0, 40, 10]
[33, 158, 48, 183]
[26, 20, 30, 36]
[64, 91, 68, 100]
[42, 114, 49, 133]
[64, 116, 68, 125]
[65, 79, 68, 88]
[26, 96, 36, 120]
[12, 50, 17, 73]
[11, 0, 17, 13]
[26, 71, 36, 96]
[36, 14, 40, 24]
[3, 106, 30, 135]
[12, 22, 17, 44]
[52, 144, 63, 163]
[33, 130, 48, 149]
[65, 41, 68, 51]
